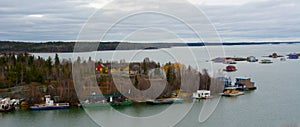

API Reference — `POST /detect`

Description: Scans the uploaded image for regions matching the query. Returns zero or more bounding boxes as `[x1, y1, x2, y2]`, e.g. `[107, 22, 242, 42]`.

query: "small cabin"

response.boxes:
[234, 77, 255, 89]
[45, 95, 54, 106]
[193, 90, 210, 99]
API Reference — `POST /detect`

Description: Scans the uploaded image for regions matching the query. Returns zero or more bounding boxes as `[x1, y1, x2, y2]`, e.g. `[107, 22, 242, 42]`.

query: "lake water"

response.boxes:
[1, 44, 300, 127]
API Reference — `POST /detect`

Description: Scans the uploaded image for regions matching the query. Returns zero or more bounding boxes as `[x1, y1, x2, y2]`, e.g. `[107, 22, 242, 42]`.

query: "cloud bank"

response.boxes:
[0, 0, 299, 42]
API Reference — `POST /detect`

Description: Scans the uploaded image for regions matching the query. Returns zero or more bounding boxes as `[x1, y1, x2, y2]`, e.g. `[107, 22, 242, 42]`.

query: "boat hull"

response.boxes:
[236, 87, 257, 91]
[30, 105, 70, 110]
[221, 92, 244, 97]
[146, 101, 173, 105]
[81, 101, 133, 107]
[0, 107, 15, 112]
[146, 98, 182, 105]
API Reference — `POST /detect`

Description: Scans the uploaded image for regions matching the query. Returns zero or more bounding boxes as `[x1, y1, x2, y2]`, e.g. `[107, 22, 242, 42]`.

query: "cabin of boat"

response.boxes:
[193, 90, 211, 99]
[234, 77, 256, 91]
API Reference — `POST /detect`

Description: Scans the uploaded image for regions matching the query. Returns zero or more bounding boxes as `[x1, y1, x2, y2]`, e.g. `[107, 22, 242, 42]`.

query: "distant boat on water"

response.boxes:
[80, 93, 133, 107]
[260, 59, 273, 64]
[29, 95, 70, 110]
[146, 98, 183, 105]
[223, 65, 237, 72]
[234, 77, 257, 91]
[287, 53, 299, 59]
[247, 56, 258, 62]
[224, 59, 237, 64]
[221, 87, 244, 97]
[193, 90, 211, 99]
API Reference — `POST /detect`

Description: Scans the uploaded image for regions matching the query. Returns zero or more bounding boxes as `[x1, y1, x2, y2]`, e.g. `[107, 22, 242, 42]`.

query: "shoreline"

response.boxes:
[1, 41, 300, 53]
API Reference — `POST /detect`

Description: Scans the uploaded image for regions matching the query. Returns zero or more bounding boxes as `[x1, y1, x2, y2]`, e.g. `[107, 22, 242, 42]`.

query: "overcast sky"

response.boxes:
[1, 0, 299, 42]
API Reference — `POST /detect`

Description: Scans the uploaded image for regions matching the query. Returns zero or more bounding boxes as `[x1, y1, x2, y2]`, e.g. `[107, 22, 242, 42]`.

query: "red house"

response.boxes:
[96, 64, 105, 71]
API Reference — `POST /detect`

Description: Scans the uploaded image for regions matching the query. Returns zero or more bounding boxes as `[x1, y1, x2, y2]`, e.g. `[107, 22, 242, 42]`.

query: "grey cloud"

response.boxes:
[0, 0, 299, 42]
[201, 0, 300, 41]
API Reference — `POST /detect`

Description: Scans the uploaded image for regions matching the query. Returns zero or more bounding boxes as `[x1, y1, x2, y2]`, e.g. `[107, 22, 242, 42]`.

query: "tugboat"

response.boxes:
[223, 65, 237, 72]
[234, 77, 257, 91]
[29, 95, 70, 110]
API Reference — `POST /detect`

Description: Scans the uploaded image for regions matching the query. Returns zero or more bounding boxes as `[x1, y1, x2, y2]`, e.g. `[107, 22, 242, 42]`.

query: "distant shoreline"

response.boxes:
[1, 41, 300, 53]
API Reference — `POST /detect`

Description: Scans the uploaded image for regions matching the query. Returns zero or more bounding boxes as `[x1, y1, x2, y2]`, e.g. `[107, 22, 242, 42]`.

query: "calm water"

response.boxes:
[1, 44, 300, 127]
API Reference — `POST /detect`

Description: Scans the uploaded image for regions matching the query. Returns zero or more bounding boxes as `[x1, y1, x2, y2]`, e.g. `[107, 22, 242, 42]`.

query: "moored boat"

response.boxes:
[193, 90, 211, 99]
[224, 59, 237, 64]
[260, 59, 273, 64]
[0, 98, 17, 112]
[29, 95, 70, 110]
[146, 98, 183, 105]
[223, 65, 237, 72]
[234, 77, 257, 91]
[287, 53, 299, 59]
[221, 87, 244, 97]
[247, 56, 258, 62]
[110, 100, 133, 106]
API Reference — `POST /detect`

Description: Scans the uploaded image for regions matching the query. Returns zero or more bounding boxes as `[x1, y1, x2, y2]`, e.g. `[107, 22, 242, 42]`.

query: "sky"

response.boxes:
[0, 0, 300, 42]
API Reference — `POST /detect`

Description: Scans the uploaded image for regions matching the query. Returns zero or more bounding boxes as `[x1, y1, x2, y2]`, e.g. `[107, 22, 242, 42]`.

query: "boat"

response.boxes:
[81, 100, 133, 107]
[29, 95, 70, 110]
[223, 65, 237, 72]
[267, 53, 283, 58]
[260, 59, 273, 64]
[212, 57, 226, 63]
[80, 94, 133, 107]
[221, 87, 244, 97]
[146, 98, 183, 105]
[0, 98, 17, 112]
[110, 100, 133, 106]
[193, 90, 211, 99]
[287, 53, 299, 59]
[80, 100, 110, 107]
[234, 77, 257, 91]
[223, 59, 237, 64]
[247, 56, 258, 62]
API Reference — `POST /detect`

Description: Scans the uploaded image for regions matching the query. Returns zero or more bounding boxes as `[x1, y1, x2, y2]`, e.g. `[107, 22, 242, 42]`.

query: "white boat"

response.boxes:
[29, 95, 70, 110]
[193, 90, 211, 99]
[0, 98, 17, 112]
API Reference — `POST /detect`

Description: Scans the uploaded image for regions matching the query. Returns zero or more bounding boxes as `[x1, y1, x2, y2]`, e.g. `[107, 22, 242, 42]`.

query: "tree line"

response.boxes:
[0, 53, 221, 105]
